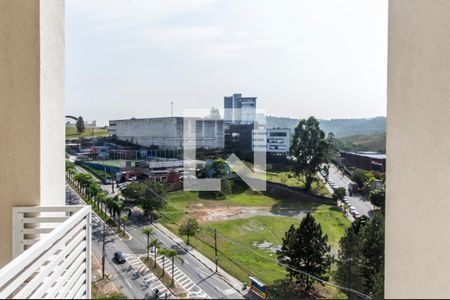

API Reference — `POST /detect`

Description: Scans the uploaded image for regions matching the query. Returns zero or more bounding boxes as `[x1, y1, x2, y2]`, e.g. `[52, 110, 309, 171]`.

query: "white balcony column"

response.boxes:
[387, 0, 450, 298]
[0, 0, 65, 267]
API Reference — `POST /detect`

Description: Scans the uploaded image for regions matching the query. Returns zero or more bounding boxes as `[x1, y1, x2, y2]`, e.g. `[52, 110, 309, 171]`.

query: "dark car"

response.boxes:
[114, 251, 126, 264]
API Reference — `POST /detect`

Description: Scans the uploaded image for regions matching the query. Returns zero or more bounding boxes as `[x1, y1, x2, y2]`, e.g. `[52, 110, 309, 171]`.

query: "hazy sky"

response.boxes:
[66, 0, 388, 126]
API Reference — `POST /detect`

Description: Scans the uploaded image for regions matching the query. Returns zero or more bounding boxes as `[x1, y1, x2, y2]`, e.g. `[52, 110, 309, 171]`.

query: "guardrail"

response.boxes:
[0, 205, 92, 299]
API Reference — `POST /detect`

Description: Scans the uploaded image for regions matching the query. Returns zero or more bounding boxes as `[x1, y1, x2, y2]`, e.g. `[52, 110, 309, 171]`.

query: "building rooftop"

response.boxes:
[342, 151, 386, 160]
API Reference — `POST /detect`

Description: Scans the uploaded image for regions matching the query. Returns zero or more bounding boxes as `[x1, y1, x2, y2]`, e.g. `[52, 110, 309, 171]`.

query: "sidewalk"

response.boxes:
[153, 223, 247, 297]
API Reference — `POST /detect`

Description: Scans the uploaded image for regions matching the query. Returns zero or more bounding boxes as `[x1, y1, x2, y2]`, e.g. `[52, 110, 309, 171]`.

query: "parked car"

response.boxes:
[114, 251, 126, 264]
[349, 206, 356, 212]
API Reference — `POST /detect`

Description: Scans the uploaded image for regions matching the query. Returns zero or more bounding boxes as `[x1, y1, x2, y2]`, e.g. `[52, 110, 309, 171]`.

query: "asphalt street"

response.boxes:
[327, 164, 375, 217]
[124, 211, 244, 299]
[67, 186, 171, 299]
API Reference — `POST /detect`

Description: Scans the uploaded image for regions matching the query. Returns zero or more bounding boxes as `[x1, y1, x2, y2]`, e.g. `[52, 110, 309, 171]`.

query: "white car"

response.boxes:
[349, 206, 356, 211]
[343, 199, 350, 205]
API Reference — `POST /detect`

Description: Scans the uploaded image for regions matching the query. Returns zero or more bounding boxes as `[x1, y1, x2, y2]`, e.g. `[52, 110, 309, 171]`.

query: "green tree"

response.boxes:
[336, 213, 384, 298]
[326, 132, 339, 160]
[150, 239, 162, 268]
[332, 187, 347, 202]
[209, 159, 228, 178]
[369, 189, 385, 210]
[122, 181, 165, 217]
[76, 116, 85, 135]
[121, 182, 145, 201]
[277, 213, 332, 290]
[158, 248, 169, 277]
[289, 117, 330, 191]
[96, 192, 107, 216]
[359, 212, 384, 294]
[120, 215, 128, 235]
[209, 107, 221, 119]
[221, 178, 232, 195]
[350, 169, 376, 189]
[142, 227, 153, 260]
[178, 218, 199, 246]
[160, 248, 183, 286]
[138, 181, 165, 217]
[335, 216, 368, 293]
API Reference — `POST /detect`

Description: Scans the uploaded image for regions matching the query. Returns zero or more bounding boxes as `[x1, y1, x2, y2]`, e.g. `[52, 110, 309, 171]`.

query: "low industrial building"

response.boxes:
[340, 151, 386, 172]
[108, 117, 224, 149]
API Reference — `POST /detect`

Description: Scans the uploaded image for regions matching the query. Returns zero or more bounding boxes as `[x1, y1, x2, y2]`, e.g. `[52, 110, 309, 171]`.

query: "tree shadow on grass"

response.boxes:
[266, 188, 321, 217]
[266, 278, 320, 299]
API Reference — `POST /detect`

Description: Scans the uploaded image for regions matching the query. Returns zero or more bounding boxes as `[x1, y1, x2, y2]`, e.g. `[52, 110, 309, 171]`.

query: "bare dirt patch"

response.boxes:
[189, 205, 307, 223]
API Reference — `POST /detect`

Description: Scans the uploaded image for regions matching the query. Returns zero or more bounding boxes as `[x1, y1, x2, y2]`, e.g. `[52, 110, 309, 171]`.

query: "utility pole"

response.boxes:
[102, 224, 106, 279]
[214, 228, 218, 272]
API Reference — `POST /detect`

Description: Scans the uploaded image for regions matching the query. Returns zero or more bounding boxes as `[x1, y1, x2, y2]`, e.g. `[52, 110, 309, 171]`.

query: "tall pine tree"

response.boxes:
[278, 213, 332, 290]
[76, 116, 85, 134]
[336, 213, 384, 298]
[335, 216, 368, 294]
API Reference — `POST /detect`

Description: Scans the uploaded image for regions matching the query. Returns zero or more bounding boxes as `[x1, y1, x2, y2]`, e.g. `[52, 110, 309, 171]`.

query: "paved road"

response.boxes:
[68, 160, 243, 299]
[125, 213, 243, 299]
[67, 186, 171, 299]
[327, 164, 375, 217]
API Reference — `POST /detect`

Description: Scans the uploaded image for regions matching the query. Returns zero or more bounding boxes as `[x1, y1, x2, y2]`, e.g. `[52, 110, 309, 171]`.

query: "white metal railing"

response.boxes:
[0, 205, 92, 299]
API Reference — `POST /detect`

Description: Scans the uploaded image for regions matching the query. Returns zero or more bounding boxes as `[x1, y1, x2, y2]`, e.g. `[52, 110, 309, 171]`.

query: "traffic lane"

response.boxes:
[328, 164, 375, 217]
[91, 213, 154, 299]
[91, 236, 142, 299]
[126, 223, 242, 299]
[68, 186, 153, 299]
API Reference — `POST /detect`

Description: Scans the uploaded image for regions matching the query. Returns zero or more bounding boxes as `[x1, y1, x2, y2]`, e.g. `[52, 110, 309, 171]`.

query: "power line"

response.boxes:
[148, 189, 372, 299]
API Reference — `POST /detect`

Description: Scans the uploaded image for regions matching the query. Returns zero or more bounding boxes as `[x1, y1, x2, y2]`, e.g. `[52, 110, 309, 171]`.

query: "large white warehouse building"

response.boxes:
[108, 117, 224, 149]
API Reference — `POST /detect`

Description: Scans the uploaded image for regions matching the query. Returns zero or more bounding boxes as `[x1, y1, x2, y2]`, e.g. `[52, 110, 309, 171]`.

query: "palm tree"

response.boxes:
[87, 182, 101, 204]
[96, 192, 107, 216]
[159, 248, 169, 277]
[109, 195, 124, 226]
[120, 215, 128, 236]
[105, 197, 114, 219]
[142, 227, 153, 260]
[74, 173, 84, 190]
[160, 249, 183, 286]
[116, 198, 125, 226]
[76, 173, 93, 195]
[66, 167, 76, 184]
[149, 238, 161, 268]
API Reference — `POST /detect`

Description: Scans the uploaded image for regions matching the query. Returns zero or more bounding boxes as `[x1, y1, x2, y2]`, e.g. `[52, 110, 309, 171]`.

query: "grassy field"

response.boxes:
[90, 160, 127, 168]
[266, 171, 331, 197]
[66, 126, 109, 138]
[157, 189, 350, 298]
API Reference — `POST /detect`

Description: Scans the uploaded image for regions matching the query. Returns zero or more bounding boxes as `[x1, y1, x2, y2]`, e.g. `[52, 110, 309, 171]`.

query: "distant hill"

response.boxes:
[265, 116, 386, 138]
[337, 132, 386, 153]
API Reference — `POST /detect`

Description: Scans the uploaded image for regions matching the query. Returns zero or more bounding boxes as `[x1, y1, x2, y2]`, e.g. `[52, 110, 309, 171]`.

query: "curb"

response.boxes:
[152, 222, 246, 298]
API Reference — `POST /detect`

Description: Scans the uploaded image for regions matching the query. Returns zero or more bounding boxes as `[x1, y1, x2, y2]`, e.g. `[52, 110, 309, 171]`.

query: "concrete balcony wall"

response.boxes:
[0, 0, 65, 267]
[387, 0, 450, 297]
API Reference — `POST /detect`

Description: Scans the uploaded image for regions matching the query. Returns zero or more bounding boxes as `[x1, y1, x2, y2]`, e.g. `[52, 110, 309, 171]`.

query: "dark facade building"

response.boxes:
[224, 124, 253, 160]
[340, 151, 386, 172]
